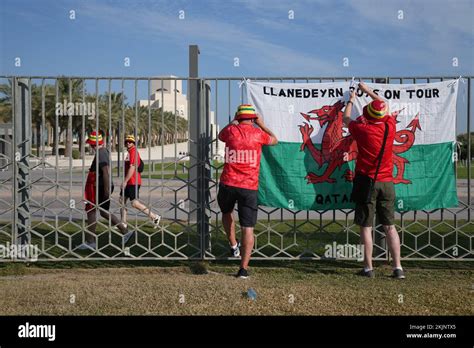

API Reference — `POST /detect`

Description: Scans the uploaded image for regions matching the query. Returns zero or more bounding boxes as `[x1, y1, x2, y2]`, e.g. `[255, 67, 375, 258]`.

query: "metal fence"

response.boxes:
[0, 53, 472, 262]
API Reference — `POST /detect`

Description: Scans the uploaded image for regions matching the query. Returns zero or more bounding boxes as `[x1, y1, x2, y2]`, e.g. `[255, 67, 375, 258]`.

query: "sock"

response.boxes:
[393, 267, 403, 271]
[363, 267, 372, 272]
[231, 243, 238, 249]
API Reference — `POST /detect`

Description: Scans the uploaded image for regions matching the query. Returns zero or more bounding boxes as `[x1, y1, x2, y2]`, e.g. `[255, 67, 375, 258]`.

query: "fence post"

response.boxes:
[13, 77, 31, 246]
[188, 45, 210, 258]
[202, 80, 212, 255]
[189, 45, 200, 223]
[467, 78, 471, 221]
[374, 78, 387, 260]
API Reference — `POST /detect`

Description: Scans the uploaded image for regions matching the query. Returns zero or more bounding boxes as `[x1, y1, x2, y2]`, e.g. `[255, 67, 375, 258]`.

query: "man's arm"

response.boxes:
[121, 152, 137, 190]
[343, 90, 356, 127]
[122, 165, 135, 188]
[359, 82, 385, 102]
[255, 114, 278, 145]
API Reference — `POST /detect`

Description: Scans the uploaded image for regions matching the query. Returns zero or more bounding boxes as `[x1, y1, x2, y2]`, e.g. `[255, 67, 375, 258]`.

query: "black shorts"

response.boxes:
[217, 183, 258, 228]
[120, 185, 140, 201]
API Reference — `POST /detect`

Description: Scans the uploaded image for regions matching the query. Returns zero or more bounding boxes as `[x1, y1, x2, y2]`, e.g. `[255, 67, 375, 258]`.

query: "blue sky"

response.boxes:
[1, 0, 473, 77]
[0, 0, 473, 130]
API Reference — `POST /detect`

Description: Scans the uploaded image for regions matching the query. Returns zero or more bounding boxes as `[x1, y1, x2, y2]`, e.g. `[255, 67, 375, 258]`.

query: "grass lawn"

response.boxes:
[0, 260, 471, 315]
[456, 163, 474, 179]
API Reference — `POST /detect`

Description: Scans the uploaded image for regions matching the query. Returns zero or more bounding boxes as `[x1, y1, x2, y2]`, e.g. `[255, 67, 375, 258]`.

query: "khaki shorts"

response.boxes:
[354, 181, 395, 227]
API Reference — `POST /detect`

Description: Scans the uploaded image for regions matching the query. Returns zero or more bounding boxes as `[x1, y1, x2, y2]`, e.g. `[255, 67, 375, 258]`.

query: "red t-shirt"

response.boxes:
[125, 146, 142, 186]
[348, 115, 396, 182]
[219, 124, 272, 190]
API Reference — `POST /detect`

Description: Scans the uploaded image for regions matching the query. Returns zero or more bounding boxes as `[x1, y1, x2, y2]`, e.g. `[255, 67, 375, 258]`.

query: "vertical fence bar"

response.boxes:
[161, 79, 164, 197]
[468, 78, 471, 221]
[54, 80, 59, 204]
[13, 77, 31, 246]
[68, 79, 73, 228]
[40, 79, 46, 235]
[108, 79, 112, 234]
[147, 78, 152, 229]
[174, 79, 178, 173]
[228, 79, 231, 123]
[11, 77, 16, 246]
[134, 79, 139, 227]
[215, 79, 218, 162]
[94, 78, 99, 248]
[41, 79, 45, 160]
[81, 79, 86, 252]
[189, 45, 200, 225]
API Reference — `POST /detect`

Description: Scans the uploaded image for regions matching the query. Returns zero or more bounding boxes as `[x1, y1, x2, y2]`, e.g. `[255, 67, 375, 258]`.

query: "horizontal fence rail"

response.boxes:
[0, 75, 472, 261]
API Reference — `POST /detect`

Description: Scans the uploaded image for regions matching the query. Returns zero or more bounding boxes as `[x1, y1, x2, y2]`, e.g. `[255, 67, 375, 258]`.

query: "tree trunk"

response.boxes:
[52, 124, 57, 155]
[65, 115, 72, 158]
[78, 134, 83, 159]
[35, 122, 41, 157]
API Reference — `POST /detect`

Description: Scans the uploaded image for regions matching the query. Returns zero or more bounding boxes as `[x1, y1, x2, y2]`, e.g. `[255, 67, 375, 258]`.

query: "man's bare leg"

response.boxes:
[384, 225, 402, 269]
[130, 199, 159, 221]
[222, 211, 237, 247]
[99, 209, 127, 233]
[240, 227, 254, 270]
[360, 226, 373, 270]
[86, 210, 97, 244]
[120, 196, 128, 225]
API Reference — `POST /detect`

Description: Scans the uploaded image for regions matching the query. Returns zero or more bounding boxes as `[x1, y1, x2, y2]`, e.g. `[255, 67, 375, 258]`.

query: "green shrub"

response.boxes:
[72, 149, 81, 159]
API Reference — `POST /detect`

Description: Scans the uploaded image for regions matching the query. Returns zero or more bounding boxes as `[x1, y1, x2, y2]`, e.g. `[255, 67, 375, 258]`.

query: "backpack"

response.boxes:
[138, 158, 144, 173]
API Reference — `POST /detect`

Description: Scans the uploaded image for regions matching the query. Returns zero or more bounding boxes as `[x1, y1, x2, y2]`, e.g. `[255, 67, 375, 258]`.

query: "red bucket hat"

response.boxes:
[86, 131, 104, 146]
[363, 100, 389, 120]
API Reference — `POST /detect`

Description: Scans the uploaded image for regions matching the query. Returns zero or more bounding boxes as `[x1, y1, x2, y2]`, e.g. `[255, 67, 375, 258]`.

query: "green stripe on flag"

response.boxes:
[257, 141, 457, 211]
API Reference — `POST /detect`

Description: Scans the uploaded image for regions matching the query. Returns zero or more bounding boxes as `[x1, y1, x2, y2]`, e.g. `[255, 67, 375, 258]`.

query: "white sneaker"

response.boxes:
[230, 240, 241, 257]
[153, 215, 161, 229]
[77, 241, 96, 250]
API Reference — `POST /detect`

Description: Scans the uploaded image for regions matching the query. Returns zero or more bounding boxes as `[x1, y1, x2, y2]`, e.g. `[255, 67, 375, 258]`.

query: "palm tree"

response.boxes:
[0, 80, 12, 124]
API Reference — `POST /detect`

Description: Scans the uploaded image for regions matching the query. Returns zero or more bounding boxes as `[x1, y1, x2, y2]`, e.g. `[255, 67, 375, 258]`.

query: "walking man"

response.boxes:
[217, 104, 278, 278]
[79, 131, 128, 250]
[343, 82, 405, 279]
[120, 135, 160, 243]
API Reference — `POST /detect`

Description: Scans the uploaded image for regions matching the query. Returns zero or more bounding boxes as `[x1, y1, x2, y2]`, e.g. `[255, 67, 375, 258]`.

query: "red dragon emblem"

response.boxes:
[298, 100, 422, 184]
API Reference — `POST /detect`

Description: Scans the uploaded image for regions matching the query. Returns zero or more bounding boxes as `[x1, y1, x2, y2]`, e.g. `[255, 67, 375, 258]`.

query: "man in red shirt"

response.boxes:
[218, 104, 278, 278]
[343, 82, 405, 279]
[120, 135, 160, 245]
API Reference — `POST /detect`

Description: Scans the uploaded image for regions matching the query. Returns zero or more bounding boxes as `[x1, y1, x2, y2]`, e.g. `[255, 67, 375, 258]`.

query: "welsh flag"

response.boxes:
[247, 80, 459, 211]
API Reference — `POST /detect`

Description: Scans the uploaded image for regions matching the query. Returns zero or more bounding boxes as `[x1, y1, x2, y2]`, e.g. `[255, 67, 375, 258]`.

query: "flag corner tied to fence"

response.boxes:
[247, 80, 459, 211]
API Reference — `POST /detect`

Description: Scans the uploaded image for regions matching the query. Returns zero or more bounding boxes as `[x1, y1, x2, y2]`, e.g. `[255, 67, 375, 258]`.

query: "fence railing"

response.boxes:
[0, 62, 472, 261]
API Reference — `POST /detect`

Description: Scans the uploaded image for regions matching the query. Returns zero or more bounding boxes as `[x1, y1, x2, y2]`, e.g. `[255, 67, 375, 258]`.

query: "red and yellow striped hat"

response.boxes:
[363, 100, 389, 120]
[235, 104, 257, 120]
[86, 131, 104, 145]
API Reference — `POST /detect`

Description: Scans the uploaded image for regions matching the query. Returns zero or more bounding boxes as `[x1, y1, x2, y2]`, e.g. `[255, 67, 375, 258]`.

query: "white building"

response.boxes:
[138, 77, 188, 119]
[138, 76, 223, 158]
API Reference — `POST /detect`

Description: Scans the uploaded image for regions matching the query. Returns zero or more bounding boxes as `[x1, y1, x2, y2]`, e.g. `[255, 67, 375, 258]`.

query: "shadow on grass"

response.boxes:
[2, 258, 472, 278]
